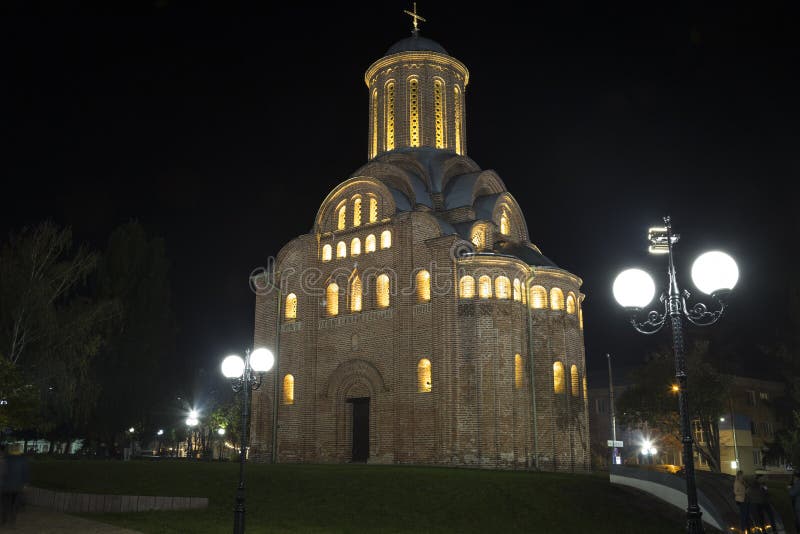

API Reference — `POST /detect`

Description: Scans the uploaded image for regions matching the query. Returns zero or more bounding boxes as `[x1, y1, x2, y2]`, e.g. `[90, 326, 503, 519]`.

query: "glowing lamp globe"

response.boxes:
[249, 347, 275, 373]
[217, 428, 226, 436]
[221, 354, 245, 378]
[691, 251, 738, 295]
[613, 269, 656, 309]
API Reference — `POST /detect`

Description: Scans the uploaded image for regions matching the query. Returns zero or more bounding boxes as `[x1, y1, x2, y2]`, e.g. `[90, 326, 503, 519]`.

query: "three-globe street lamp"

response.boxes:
[221, 347, 275, 534]
[613, 216, 738, 534]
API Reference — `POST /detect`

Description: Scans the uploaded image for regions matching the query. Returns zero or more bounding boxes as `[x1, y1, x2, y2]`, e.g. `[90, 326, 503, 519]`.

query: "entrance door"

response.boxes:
[349, 397, 370, 462]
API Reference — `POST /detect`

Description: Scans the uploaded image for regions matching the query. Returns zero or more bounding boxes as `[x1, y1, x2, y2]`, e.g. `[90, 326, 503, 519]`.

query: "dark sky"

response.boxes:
[3, 4, 798, 394]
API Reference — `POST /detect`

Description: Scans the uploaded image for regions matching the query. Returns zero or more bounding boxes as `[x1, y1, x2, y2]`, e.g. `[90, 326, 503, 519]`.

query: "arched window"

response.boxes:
[434, 78, 445, 149]
[571, 364, 579, 397]
[408, 77, 419, 147]
[550, 288, 564, 310]
[371, 88, 378, 158]
[285, 293, 297, 320]
[500, 211, 510, 236]
[380, 230, 391, 249]
[326, 283, 339, 316]
[337, 205, 346, 231]
[350, 274, 362, 313]
[322, 244, 332, 262]
[454, 85, 463, 155]
[471, 226, 485, 251]
[283, 374, 294, 405]
[353, 197, 362, 227]
[513, 278, 521, 302]
[416, 270, 431, 302]
[478, 275, 492, 299]
[514, 354, 523, 390]
[566, 292, 576, 314]
[385, 80, 395, 151]
[530, 285, 547, 309]
[336, 241, 346, 259]
[377, 274, 390, 308]
[495, 276, 510, 300]
[521, 283, 527, 305]
[579, 307, 584, 330]
[418, 358, 431, 392]
[365, 234, 376, 253]
[369, 197, 378, 223]
[553, 362, 565, 394]
[583, 375, 588, 405]
[459, 275, 475, 298]
[350, 237, 361, 257]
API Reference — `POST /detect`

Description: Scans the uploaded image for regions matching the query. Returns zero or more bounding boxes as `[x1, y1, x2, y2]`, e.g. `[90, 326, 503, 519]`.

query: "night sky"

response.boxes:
[3, 4, 798, 394]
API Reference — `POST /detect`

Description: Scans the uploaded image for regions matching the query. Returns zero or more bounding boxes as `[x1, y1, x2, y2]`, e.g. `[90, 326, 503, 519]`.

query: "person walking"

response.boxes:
[789, 471, 800, 533]
[748, 474, 776, 533]
[734, 470, 749, 533]
[0, 444, 29, 527]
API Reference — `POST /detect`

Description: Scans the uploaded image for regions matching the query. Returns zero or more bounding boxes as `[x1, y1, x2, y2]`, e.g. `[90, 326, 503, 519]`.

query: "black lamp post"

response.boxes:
[221, 347, 274, 534]
[613, 215, 738, 534]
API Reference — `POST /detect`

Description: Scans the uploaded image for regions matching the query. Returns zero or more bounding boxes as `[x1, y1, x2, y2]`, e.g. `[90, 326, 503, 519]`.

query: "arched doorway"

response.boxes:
[348, 397, 370, 462]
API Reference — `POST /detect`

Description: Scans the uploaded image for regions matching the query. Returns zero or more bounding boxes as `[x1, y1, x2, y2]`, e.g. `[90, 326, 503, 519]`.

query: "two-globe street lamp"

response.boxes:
[613, 216, 738, 534]
[221, 347, 275, 534]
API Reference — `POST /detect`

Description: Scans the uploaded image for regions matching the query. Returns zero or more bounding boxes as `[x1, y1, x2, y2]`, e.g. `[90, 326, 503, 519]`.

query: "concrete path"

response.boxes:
[2, 505, 143, 533]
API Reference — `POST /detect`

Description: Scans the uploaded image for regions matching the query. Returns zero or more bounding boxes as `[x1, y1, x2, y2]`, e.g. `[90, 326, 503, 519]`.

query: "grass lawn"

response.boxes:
[31, 459, 688, 533]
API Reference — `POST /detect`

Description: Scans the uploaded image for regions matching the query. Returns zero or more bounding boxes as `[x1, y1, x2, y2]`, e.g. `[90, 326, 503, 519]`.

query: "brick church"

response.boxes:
[249, 16, 590, 471]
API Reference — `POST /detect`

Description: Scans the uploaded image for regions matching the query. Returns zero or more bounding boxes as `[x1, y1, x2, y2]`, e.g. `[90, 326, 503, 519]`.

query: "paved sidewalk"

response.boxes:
[2, 505, 143, 533]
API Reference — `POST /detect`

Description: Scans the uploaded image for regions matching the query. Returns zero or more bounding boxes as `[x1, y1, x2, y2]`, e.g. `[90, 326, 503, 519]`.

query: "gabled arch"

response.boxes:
[314, 177, 396, 233]
[489, 192, 529, 243]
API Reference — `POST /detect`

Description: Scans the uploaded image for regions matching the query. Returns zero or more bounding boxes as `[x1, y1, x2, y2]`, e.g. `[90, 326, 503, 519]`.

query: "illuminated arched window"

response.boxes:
[322, 244, 332, 262]
[353, 197, 362, 227]
[500, 212, 510, 236]
[285, 293, 297, 320]
[530, 285, 547, 309]
[478, 275, 492, 299]
[434, 78, 445, 149]
[571, 364, 579, 397]
[579, 307, 584, 330]
[337, 205, 346, 231]
[369, 197, 378, 223]
[371, 88, 378, 158]
[365, 234, 376, 253]
[385, 80, 395, 151]
[521, 282, 527, 305]
[553, 362, 565, 394]
[380, 230, 391, 249]
[550, 288, 564, 311]
[418, 358, 431, 392]
[471, 226, 485, 251]
[459, 275, 475, 298]
[350, 274, 362, 313]
[351, 237, 361, 257]
[283, 374, 294, 405]
[377, 274, 390, 308]
[409, 77, 419, 147]
[495, 276, 510, 299]
[326, 283, 339, 316]
[566, 292, 576, 314]
[416, 270, 430, 302]
[337, 241, 346, 259]
[514, 354, 523, 390]
[454, 85, 463, 155]
[583, 375, 588, 405]
[513, 278, 522, 302]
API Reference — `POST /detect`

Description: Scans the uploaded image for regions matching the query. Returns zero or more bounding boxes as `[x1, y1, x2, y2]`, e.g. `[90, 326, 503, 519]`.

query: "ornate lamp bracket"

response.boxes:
[629, 305, 667, 335]
[682, 289, 728, 327]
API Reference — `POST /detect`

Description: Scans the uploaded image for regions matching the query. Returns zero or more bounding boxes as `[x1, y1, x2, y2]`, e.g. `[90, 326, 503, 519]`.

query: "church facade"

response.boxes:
[249, 27, 590, 471]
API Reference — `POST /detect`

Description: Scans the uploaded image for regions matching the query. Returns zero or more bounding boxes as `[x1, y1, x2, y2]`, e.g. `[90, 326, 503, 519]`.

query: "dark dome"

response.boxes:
[386, 34, 448, 56]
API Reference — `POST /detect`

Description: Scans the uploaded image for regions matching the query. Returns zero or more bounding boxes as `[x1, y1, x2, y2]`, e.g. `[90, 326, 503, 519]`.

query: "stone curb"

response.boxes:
[24, 486, 208, 513]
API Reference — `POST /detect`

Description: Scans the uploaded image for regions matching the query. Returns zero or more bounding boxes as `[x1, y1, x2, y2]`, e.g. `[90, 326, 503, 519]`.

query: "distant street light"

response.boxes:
[217, 427, 226, 460]
[614, 216, 737, 534]
[186, 411, 199, 458]
[221, 347, 274, 534]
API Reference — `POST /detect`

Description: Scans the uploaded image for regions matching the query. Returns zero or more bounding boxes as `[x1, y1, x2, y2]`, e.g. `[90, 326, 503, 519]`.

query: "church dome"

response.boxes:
[386, 34, 448, 56]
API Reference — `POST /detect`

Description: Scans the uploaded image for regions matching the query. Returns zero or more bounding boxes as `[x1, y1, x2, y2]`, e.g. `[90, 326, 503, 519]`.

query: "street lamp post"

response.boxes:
[221, 347, 274, 534]
[217, 427, 226, 460]
[186, 411, 199, 458]
[613, 216, 738, 534]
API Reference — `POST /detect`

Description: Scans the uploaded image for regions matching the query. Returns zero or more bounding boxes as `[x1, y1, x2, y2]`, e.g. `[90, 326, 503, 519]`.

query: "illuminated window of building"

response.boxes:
[365, 234, 376, 253]
[377, 274, 390, 308]
[371, 89, 378, 158]
[353, 197, 362, 227]
[418, 358, 431, 392]
[285, 293, 297, 320]
[514, 354, 523, 390]
[459, 275, 475, 298]
[369, 197, 378, 223]
[350, 273, 362, 313]
[530, 285, 547, 309]
[566, 292, 576, 314]
[550, 288, 564, 310]
[385, 80, 395, 151]
[416, 270, 431, 302]
[322, 244, 332, 262]
[454, 85, 463, 155]
[500, 211, 510, 236]
[337, 205, 346, 231]
[495, 276, 510, 299]
[579, 307, 584, 329]
[351, 237, 361, 257]
[478, 275, 492, 299]
[583, 375, 588, 404]
[571, 364, 579, 397]
[434, 79, 445, 149]
[521, 283, 527, 305]
[336, 241, 346, 259]
[326, 283, 339, 316]
[283, 374, 294, 405]
[380, 230, 391, 249]
[409, 77, 419, 147]
[513, 278, 521, 302]
[553, 361, 565, 394]
[471, 226, 485, 250]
